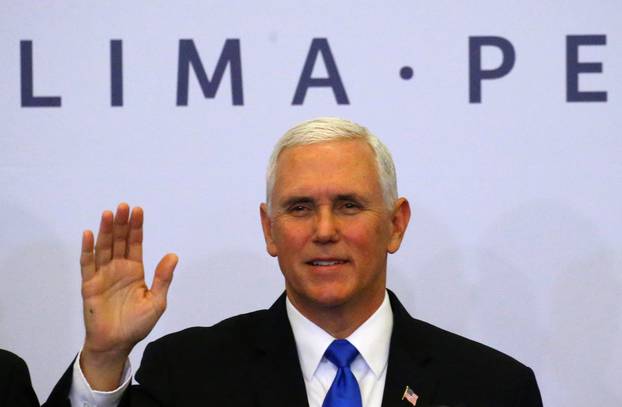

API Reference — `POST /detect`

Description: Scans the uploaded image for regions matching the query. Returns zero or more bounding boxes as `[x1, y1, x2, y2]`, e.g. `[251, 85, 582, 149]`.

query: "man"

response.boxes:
[0, 349, 39, 407]
[45, 118, 542, 406]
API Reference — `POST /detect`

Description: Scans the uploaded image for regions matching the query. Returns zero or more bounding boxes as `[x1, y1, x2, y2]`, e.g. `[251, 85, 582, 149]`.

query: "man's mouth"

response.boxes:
[307, 260, 348, 266]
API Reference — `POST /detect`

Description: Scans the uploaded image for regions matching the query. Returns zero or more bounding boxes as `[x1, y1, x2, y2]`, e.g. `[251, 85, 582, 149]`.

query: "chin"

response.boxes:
[300, 286, 356, 309]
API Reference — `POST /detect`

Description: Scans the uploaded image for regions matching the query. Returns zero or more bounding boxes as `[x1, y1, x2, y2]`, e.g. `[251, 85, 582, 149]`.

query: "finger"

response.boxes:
[80, 230, 96, 281]
[95, 210, 114, 269]
[150, 254, 178, 312]
[112, 203, 131, 259]
[126, 206, 144, 262]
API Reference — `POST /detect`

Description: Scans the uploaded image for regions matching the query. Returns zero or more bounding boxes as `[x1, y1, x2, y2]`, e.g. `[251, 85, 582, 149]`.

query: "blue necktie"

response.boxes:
[322, 339, 363, 407]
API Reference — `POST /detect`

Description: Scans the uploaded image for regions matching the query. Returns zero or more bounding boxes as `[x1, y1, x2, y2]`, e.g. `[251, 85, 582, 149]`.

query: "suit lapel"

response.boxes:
[244, 291, 441, 407]
[249, 293, 310, 407]
[381, 292, 440, 407]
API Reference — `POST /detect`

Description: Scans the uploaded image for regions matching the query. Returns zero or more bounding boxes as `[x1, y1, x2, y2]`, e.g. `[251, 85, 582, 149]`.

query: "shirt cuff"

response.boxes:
[68, 350, 132, 407]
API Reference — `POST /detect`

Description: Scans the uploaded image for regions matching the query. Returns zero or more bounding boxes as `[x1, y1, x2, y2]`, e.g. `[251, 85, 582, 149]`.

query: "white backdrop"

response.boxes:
[1, 1, 621, 405]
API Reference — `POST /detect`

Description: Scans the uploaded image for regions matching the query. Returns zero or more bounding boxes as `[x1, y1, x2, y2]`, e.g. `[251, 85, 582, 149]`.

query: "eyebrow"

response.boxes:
[335, 193, 368, 204]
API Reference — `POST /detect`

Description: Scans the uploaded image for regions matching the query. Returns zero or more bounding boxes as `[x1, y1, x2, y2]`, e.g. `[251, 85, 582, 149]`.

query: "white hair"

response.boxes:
[266, 117, 398, 211]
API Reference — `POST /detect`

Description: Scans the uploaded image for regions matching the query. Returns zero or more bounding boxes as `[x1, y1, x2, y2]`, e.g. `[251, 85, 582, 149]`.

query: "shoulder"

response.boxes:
[133, 307, 277, 400]
[149, 307, 271, 351]
[0, 349, 39, 406]
[0, 349, 29, 377]
[412, 318, 531, 374]
[389, 291, 536, 386]
[139, 307, 275, 370]
[405, 319, 542, 403]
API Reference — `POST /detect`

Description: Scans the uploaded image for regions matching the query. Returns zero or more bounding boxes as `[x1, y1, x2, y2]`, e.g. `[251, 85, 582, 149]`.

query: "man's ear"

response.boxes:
[387, 197, 411, 254]
[260, 203, 278, 257]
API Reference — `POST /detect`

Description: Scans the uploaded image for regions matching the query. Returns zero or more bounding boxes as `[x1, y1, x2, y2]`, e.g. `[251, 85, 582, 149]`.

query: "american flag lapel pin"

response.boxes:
[402, 385, 419, 406]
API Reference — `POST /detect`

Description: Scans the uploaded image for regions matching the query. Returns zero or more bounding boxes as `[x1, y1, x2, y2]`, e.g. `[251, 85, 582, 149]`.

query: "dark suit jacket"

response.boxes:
[45, 291, 542, 407]
[0, 349, 39, 407]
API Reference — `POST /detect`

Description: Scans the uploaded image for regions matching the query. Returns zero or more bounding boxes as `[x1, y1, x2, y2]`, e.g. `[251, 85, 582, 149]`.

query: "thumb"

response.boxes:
[150, 253, 178, 308]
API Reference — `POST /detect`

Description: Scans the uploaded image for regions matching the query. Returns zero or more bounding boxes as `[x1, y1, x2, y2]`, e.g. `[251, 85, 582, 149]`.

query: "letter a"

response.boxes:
[292, 38, 349, 105]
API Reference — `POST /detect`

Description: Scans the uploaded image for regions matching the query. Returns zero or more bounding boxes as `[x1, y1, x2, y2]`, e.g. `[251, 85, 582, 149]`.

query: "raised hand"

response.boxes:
[79, 203, 178, 390]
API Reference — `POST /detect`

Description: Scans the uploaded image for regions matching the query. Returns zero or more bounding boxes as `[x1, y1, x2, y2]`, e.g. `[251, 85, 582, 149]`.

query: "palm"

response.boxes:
[83, 258, 157, 352]
[80, 204, 177, 355]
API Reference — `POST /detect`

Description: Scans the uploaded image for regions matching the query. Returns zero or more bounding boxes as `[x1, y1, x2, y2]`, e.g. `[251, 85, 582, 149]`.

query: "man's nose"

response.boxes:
[312, 207, 339, 243]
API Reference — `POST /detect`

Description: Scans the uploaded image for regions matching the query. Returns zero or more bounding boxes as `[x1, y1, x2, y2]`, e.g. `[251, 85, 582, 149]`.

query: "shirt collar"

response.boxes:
[286, 291, 393, 380]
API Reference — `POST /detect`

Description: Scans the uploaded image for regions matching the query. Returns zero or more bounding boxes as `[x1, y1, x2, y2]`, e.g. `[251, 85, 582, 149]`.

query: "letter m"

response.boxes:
[177, 39, 243, 106]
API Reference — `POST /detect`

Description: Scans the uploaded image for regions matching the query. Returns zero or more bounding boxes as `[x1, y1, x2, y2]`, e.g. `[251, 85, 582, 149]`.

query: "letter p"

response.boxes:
[469, 36, 515, 103]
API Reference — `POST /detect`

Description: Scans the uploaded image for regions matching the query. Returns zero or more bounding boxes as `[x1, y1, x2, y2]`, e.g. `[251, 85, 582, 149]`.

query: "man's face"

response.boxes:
[260, 139, 410, 319]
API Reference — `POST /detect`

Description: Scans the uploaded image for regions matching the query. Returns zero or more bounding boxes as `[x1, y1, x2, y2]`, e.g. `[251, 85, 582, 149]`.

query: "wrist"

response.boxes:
[79, 346, 130, 391]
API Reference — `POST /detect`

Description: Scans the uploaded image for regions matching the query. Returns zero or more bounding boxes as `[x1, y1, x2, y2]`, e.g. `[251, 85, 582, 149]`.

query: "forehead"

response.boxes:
[273, 139, 381, 196]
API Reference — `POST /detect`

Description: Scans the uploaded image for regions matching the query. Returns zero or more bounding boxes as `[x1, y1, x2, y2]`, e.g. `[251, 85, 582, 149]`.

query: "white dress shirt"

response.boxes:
[286, 291, 393, 407]
[69, 355, 131, 407]
[69, 291, 393, 407]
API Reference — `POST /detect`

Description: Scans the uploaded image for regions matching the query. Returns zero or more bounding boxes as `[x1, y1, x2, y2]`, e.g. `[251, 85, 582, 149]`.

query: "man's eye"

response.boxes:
[288, 205, 311, 215]
[340, 202, 361, 213]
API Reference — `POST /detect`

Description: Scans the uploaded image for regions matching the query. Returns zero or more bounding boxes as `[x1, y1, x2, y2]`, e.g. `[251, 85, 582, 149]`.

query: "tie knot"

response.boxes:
[324, 339, 359, 368]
